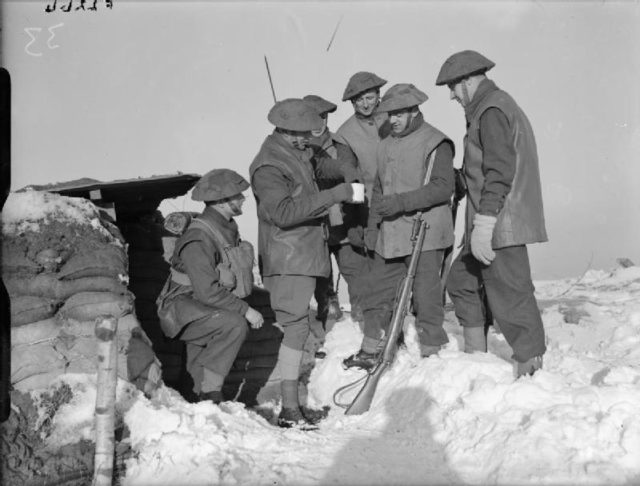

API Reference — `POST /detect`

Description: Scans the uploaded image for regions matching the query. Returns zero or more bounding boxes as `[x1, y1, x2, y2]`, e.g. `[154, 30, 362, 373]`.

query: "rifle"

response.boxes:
[345, 215, 428, 416]
[440, 167, 466, 303]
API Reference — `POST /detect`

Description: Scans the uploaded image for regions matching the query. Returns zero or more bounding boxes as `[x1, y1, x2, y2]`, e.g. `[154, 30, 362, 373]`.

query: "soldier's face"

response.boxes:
[449, 80, 471, 107]
[281, 130, 312, 150]
[388, 109, 414, 134]
[224, 193, 245, 216]
[352, 90, 379, 117]
[311, 116, 328, 138]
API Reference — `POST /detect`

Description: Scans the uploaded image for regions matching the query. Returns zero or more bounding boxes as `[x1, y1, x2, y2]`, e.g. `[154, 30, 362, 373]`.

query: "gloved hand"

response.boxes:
[375, 194, 404, 218]
[347, 226, 365, 247]
[364, 228, 378, 252]
[470, 214, 497, 265]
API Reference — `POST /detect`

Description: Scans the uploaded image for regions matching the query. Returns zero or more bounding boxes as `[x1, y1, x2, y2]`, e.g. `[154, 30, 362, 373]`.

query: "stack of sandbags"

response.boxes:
[118, 211, 187, 392]
[1, 190, 161, 395]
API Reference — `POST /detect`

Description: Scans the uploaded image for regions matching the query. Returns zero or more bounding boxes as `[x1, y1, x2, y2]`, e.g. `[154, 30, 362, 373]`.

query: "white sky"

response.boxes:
[3, 0, 640, 279]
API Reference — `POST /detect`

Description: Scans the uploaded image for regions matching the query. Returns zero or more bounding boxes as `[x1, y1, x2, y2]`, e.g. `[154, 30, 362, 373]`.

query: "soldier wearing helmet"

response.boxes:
[302, 94, 369, 329]
[436, 50, 547, 377]
[336, 71, 390, 206]
[156, 168, 264, 403]
[334, 71, 391, 322]
[249, 98, 364, 428]
[343, 83, 455, 370]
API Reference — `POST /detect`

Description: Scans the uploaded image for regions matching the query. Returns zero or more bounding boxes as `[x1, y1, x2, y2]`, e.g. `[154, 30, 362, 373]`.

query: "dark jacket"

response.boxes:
[310, 131, 365, 246]
[463, 79, 547, 248]
[249, 131, 349, 277]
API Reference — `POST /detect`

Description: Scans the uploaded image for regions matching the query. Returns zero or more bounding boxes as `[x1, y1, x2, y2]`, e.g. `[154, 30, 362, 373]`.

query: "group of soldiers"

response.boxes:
[156, 50, 548, 429]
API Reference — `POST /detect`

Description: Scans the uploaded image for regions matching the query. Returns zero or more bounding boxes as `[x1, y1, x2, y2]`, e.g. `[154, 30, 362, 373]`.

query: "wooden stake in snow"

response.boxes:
[92, 316, 118, 486]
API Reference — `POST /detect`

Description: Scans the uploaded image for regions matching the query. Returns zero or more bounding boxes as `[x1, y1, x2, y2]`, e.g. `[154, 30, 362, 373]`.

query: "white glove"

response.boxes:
[470, 214, 497, 265]
[244, 307, 264, 329]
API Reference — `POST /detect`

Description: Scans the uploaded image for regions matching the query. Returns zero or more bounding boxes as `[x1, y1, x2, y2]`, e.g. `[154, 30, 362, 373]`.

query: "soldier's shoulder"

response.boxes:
[335, 115, 357, 137]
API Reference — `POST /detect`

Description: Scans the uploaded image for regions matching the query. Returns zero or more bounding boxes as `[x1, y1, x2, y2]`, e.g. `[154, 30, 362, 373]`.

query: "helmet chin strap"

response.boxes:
[461, 81, 472, 107]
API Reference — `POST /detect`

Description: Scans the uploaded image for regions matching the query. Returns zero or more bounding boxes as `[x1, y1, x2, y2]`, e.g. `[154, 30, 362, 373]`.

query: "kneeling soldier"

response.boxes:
[156, 169, 264, 403]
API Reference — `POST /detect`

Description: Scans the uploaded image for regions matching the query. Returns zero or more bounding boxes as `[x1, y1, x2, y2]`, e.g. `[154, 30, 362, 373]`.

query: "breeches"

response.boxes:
[179, 308, 248, 393]
[263, 275, 316, 351]
[315, 243, 370, 312]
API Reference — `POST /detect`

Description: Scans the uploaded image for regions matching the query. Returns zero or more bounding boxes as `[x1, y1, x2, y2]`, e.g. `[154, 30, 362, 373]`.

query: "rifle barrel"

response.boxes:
[344, 218, 428, 415]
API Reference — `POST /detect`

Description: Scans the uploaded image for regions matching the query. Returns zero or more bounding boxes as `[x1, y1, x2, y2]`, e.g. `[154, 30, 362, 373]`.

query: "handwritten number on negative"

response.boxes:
[24, 24, 64, 57]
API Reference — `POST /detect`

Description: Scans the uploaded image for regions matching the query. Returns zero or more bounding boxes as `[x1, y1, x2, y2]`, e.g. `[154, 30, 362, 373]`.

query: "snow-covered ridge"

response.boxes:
[1, 191, 113, 239]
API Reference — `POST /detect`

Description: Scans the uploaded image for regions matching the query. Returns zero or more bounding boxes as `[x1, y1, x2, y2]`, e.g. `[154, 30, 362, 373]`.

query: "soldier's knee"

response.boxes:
[222, 312, 249, 341]
[281, 321, 309, 350]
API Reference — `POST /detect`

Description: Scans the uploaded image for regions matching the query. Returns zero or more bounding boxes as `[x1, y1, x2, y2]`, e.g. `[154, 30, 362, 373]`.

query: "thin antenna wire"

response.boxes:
[326, 15, 343, 52]
[264, 55, 277, 103]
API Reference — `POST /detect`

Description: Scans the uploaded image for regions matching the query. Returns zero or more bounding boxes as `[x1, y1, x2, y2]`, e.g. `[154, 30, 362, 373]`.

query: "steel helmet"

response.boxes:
[376, 83, 428, 113]
[342, 71, 387, 101]
[267, 98, 324, 132]
[303, 95, 337, 116]
[435, 50, 495, 86]
[191, 169, 249, 202]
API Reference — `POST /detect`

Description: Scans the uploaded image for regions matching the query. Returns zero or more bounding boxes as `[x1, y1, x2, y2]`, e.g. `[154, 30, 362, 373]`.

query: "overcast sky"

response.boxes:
[3, 0, 639, 280]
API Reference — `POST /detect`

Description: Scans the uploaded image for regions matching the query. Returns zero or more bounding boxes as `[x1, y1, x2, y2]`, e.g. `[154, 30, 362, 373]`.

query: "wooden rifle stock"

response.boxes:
[345, 216, 428, 415]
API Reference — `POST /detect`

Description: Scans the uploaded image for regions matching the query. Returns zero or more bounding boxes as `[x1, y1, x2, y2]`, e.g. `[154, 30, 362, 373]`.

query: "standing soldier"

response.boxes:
[335, 71, 391, 321]
[343, 83, 455, 369]
[303, 94, 367, 327]
[156, 169, 264, 404]
[435, 50, 547, 377]
[249, 98, 363, 428]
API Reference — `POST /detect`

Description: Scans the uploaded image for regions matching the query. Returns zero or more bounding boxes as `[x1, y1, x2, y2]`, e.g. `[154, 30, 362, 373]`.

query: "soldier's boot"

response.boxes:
[342, 350, 379, 370]
[420, 344, 441, 358]
[198, 390, 223, 404]
[516, 356, 543, 378]
[463, 326, 487, 354]
[277, 380, 316, 430]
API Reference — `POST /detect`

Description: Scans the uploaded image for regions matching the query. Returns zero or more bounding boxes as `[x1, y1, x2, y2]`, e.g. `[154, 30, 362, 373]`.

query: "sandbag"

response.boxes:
[57, 245, 127, 280]
[1, 244, 41, 275]
[5, 274, 127, 300]
[57, 291, 134, 321]
[10, 296, 58, 327]
[11, 318, 59, 346]
[11, 343, 66, 387]
[127, 328, 163, 396]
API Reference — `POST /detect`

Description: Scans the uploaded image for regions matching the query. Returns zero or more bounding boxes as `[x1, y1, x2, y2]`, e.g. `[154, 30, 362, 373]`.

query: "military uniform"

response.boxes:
[303, 95, 369, 323]
[249, 98, 361, 427]
[436, 50, 547, 374]
[336, 71, 391, 204]
[156, 169, 254, 401]
[351, 84, 455, 362]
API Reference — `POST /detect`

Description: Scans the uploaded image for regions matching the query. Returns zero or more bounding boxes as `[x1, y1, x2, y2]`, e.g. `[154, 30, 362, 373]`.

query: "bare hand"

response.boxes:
[245, 307, 264, 329]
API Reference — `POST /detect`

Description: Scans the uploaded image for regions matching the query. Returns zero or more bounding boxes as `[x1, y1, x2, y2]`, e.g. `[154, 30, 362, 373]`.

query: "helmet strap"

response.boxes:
[461, 80, 472, 106]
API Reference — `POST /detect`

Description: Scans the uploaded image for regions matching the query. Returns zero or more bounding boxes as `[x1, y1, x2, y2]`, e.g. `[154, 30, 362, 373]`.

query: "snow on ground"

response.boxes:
[46, 265, 640, 485]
